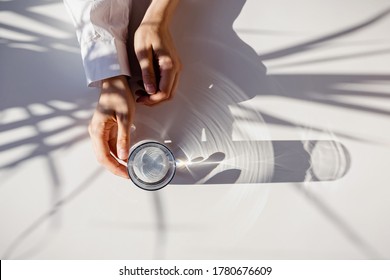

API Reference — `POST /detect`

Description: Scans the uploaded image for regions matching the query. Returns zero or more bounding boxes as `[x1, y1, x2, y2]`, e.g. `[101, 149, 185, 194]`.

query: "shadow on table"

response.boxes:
[1, 0, 388, 260]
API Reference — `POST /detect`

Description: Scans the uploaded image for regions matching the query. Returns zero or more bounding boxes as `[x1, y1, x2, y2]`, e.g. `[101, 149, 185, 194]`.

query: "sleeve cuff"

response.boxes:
[80, 38, 130, 87]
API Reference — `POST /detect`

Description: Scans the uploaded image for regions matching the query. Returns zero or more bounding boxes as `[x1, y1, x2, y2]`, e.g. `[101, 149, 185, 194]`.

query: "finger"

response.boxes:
[136, 92, 165, 106]
[136, 48, 157, 94]
[158, 55, 176, 99]
[91, 129, 129, 179]
[135, 73, 178, 105]
[137, 72, 179, 106]
[136, 56, 178, 106]
[108, 125, 118, 156]
[116, 112, 131, 161]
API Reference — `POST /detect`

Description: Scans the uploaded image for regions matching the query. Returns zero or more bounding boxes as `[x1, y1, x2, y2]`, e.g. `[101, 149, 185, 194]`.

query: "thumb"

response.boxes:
[116, 115, 131, 161]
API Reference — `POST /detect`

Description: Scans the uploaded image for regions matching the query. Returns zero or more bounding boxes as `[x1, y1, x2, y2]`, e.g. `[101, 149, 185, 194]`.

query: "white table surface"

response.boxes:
[0, 0, 389, 259]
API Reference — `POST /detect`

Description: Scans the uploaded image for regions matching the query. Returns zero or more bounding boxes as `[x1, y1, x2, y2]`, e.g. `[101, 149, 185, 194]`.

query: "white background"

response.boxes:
[0, 0, 390, 259]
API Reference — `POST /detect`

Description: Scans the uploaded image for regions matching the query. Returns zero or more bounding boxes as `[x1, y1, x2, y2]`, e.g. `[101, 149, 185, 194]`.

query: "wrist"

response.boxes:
[142, 0, 179, 27]
[102, 75, 129, 91]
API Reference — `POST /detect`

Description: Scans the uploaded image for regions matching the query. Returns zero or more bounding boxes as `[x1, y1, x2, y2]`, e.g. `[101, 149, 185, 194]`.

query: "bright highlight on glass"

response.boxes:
[127, 141, 176, 191]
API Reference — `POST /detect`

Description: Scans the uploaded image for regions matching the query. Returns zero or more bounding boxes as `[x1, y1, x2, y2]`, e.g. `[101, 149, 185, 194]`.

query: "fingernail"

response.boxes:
[118, 149, 128, 160]
[145, 83, 156, 94]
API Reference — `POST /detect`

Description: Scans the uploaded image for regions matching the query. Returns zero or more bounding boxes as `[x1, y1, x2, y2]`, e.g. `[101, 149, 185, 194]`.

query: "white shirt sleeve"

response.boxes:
[63, 0, 132, 87]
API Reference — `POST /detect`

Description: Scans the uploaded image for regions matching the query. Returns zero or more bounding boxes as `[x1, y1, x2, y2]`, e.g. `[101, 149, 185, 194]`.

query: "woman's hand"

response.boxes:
[88, 76, 135, 178]
[134, 0, 181, 105]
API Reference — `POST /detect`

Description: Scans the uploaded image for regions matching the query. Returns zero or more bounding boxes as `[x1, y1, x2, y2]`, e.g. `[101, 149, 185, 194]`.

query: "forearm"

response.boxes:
[63, 0, 132, 87]
[142, 0, 179, 27]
